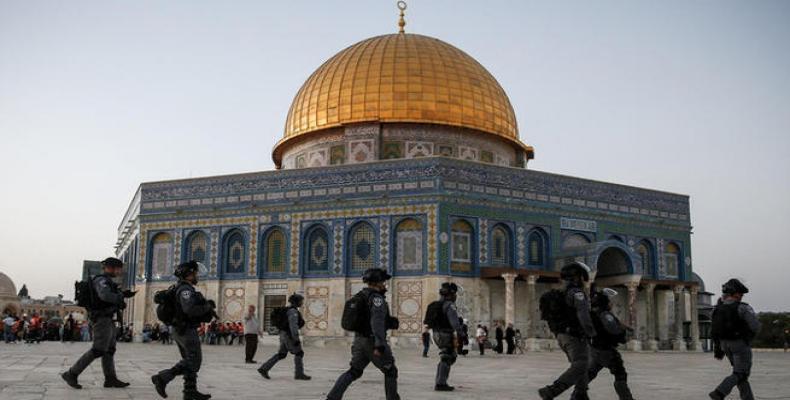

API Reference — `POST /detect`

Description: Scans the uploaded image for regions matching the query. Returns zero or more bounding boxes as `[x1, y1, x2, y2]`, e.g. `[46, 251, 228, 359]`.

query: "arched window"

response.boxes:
[395, 218, 423, 272]
[305, 225, 329, 272]
[223, 230, 247, 275]
[350, 222, 377, 272]
[264, 228, 287, 274]
[491, 225, 510, 265]
[185, 231, 209, 276]
[528, 230, 546, 266]
[637, 241, 654, 277]
[150, 232, 173, 279]
[664, 243, 680, 277]
[562, 233, 590, 250]
[451, 219, 473, 272]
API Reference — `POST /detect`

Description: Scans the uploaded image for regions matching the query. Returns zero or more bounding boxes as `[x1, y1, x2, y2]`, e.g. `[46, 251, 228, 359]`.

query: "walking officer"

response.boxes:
[571, 288, 634, 400]
[61, 257, 136, 389]
[538, 261, 596, 400]
[258, 293, 311, 380]
[709, 278, 761, 400]
[151, 261, 216, 400]
[326, 268, 401, 400]
[424, 282, 466, 391]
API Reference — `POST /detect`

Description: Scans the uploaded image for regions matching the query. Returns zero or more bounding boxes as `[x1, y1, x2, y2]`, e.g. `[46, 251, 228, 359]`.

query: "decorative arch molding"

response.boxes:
[148, 231, 174, 280]
[259, 225, 289, 277]
[220, 228, 249, 277]
[489, 222, 514, 267]
[346, 220, 378, 275]
[302, 223, 331, 275]
[449, 217, 477, 274]
[589, 240, 639, 277]
[183, 229, 211, 276]
[526, 227, 550, 268]
[393, 216, 426, 274]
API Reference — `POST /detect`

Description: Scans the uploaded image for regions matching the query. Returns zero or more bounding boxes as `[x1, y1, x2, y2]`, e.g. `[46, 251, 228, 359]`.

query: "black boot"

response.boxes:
[61, 371, 82, 389]
[538, 382, 569, 400]
[708, 390, 725, 400]
[152, 373, 169, 398]
[257, 367, 270, 379]
[294, 374, 312, 380]
[104, 377, 130, 388]
[434, 384, 455, 391]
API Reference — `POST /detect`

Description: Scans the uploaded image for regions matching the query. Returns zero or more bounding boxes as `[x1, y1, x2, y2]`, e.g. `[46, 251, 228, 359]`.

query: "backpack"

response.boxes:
[154, 285, 179, 325]
[341, 291, 371, 334]
[423, 301, 451, 330]
[711, 301, 753, 341]
[539, 289, 580, 335]
[74, 277, 95, 309]
[270, 307, 290, 331]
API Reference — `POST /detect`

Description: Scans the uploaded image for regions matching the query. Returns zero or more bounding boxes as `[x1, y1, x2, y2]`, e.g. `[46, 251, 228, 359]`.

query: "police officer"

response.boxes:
[429, 282, 466, 391]
[538, 261, 596, 400]
[326, 268, 400, 400]
[709, 279, 761, 400]
[151, 261, 216, 400]
[61, 257, 135, 389]
[571, 288, 634, 400]
[258, 293, 311, 380]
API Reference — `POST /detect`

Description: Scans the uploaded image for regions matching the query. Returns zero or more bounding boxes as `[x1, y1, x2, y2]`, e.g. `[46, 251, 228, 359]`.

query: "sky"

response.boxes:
[0, 1, 788, 311]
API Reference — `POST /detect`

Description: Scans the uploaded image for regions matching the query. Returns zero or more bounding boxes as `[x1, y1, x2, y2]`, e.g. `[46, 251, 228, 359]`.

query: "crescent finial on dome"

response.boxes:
[397, 1, 407, 33]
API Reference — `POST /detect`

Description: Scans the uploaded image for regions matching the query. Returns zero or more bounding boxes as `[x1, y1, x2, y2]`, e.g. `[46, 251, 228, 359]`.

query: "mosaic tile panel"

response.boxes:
[222, 287, 245, 322]
[396, 280, 423, 334]
[479, 219, 488, 264]
[330, 145, 345, 165]
[381, 141, 404, 159]
[379, 217, 390, 270]
[305, 286, 329, 331]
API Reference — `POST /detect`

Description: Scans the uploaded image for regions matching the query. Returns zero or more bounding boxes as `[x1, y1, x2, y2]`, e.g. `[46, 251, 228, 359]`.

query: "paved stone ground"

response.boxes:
[0, 342, 788, 400]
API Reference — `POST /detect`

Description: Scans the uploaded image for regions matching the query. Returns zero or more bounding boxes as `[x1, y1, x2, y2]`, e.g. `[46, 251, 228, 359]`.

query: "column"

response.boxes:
[502, 273, 517, 327]
[626, 281, 642, 351]
[689, 286, 702, 351]
[525, 275, 540, 351]
[644, 283, 658, 351]
[672, 285, 686, 351]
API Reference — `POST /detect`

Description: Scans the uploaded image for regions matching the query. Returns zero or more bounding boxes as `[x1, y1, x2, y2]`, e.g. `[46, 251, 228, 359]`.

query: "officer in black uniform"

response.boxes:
[571, 288, 634, 400]
[258, 293, 311, 380]
[709, 278, 761, 400]
[62, 257, 135, 389]
[326, 268, 400, 400]
[151, 261, 216, 400]
[538, 261, 596, 400]
[430, 282, 466, 391]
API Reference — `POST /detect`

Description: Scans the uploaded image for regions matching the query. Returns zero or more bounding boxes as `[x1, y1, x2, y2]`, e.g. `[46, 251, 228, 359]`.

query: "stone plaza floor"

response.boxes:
[0, 341, 788, 400]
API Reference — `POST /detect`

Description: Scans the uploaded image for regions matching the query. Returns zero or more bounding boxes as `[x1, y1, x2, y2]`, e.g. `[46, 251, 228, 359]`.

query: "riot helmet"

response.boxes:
[722, 278, 749, 295]
[560, 261, 591, 282]
[362, 268, 392, 284]
[174, 260, 201, 280]
[288, 293, 304, 307]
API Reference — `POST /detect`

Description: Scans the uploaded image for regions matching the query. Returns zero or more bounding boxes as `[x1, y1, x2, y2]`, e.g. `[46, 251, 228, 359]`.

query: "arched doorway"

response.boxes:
[596, 247, 631, 278]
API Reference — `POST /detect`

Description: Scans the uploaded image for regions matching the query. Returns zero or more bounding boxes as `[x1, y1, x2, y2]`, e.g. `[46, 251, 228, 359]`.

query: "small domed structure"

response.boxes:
[0, 271, 21, 316]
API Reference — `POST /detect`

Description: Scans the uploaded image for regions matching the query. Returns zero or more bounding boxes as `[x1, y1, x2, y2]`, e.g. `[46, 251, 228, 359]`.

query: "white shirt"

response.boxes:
[243, 313, 260, 335]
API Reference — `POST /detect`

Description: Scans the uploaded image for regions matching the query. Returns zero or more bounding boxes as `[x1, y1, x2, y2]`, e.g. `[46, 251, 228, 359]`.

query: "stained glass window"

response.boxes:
[224, 231, 246, 275]
[451, 220, 473, 272]
[306, 226, 329, 272]
[396, 219, 423, 271]
[350, 222, 376, 271]
[150, 233, 173, 279]
[528, 230, 545, 266]
[664, 243, 679, 277]
[186, 231, 208, 276]
[265, 228, 287, 274]
[491, 226, 509, 265]
[637, 241, 654, 277]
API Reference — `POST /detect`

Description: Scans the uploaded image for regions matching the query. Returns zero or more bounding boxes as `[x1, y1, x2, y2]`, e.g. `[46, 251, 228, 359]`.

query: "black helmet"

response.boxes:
[362, 268, 392, 283]
[722, 278, 749, 295]
[174, 261, 200, 279]
[440, 282, 458, 296]
[101, 257, 124, 268]
[591, 288, 617, 310]
[560, 262, 591, 282]
[288, 293, 304, 306]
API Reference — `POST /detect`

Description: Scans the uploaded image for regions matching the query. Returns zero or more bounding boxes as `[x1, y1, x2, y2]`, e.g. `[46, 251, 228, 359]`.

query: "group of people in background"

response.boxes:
[472, 321, 525, 355]
[2, 311, 92, 343]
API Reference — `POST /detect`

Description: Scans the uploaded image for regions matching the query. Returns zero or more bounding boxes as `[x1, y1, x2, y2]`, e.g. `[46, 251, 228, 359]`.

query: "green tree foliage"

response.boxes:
[752, 312, 790, 348]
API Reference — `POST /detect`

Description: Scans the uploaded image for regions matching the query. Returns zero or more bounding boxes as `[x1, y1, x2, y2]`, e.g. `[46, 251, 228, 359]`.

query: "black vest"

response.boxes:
[711, 301, 752, 341]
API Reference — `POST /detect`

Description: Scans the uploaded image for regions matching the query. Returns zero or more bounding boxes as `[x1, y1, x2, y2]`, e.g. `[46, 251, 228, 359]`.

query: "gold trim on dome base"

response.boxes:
[274, 33, 533, 168]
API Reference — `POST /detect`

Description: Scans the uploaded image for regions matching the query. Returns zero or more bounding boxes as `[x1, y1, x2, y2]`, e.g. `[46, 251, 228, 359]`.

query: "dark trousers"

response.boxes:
[715, 339, 754, 400]
[422, 342, 430, 357]
[259, 332, 305, 377]
[158, 328, 203, 392]
[571, 347, 633, 400]
[434, 331, 457, 386]
[327, 336, 400, 400]
[245, 334, 258, 362]
[496, 338, 503, 353]
[506, 338, 515, 354]
[68, 317, 117, 379]
[554, 333, 590, 394]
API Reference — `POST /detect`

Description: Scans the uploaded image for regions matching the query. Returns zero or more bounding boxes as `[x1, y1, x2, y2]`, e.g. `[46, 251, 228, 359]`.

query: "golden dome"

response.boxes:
[274, 33, 532, 167]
